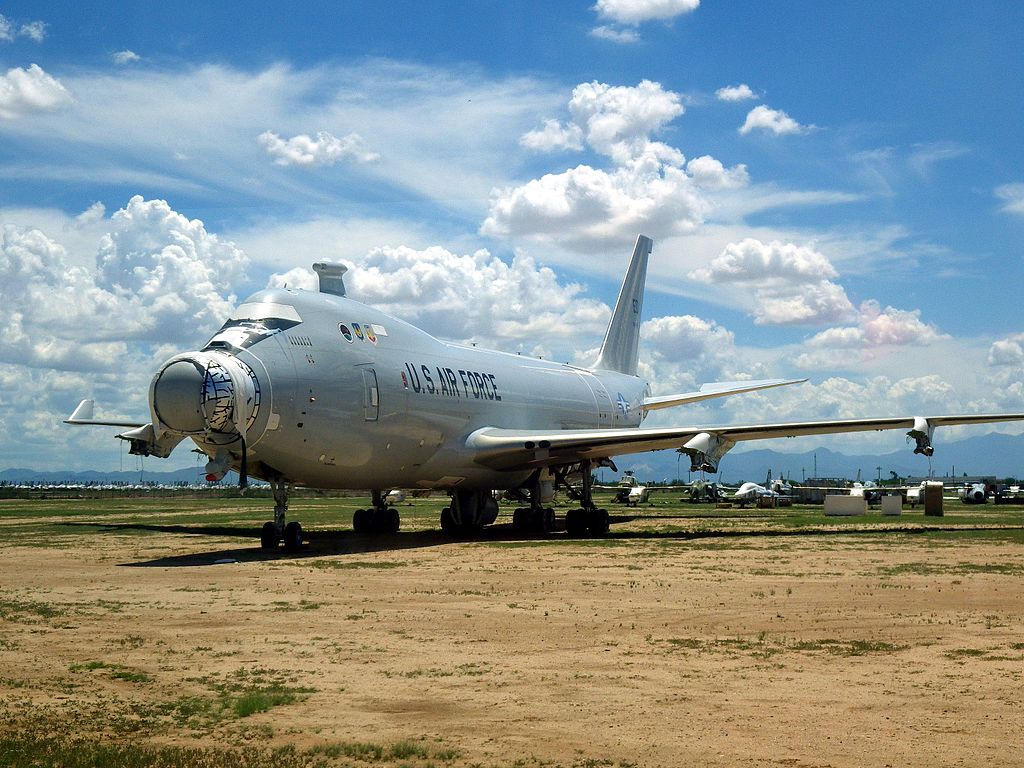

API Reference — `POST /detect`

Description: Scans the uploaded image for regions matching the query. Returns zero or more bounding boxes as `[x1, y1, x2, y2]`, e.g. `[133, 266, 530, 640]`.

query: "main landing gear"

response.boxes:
[260, 480, 303, 551]
[440, 489, 499, 536]
[561, 459, 610, 537]
[511, 505, 555, 534]
[352, 489, 400, 534]
[509, 461, 610, 537]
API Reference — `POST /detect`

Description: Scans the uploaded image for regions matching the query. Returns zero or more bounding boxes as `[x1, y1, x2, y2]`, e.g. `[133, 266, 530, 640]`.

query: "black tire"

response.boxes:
[387, 507, 400, 533]
[352, 508, 369, 533]
[260, 521, 278, 550]
[542, 507, 555, 533]
[587, 508, 610, 536]
[440, 507, 456, 534]
[565, 508, 586, 536]
[512, 508, 528, 532]
[283, 521, 303, 550]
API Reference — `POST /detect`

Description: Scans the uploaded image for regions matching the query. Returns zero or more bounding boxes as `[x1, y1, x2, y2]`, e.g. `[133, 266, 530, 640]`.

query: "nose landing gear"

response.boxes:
[260, 480, 302, 551]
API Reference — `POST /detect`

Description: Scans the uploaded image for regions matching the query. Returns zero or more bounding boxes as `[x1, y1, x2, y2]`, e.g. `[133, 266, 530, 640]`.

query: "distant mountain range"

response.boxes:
[0, 465, 225, 486]
[3, 432, 1023, 486]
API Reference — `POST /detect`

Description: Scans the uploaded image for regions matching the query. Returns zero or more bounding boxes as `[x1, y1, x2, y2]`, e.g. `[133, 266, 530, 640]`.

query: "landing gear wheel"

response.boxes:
[565, 508, 586, 536]
[586, 508, 609, 536]
[541, 507, 555, 534]
[381, 507, 400, 533]
[353, 508, 370, 533]
[440, 507, 456, 535]
[512, 508, 528, 532]
[283, 521, 303, 550]
[260, 521, 279, 550]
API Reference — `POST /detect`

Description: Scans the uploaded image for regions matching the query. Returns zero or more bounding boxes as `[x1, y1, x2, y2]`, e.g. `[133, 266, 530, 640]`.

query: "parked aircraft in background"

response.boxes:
[67, 235, 1024, 550]
[957, 482, 989, 504]
[906, 481, 929, 507]
[764, 469, 794, 497]
[848, 481, 882, 504]
[685, 479, 721, 503]
[731, 480, 783, 506]
[599, 470, 691, 506]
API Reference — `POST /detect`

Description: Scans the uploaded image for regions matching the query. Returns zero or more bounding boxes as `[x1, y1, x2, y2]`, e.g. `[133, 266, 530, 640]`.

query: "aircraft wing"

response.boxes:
[63, 399, 147, 428]
[467, 413, 1024, 472]
[642, 378, 806, 412]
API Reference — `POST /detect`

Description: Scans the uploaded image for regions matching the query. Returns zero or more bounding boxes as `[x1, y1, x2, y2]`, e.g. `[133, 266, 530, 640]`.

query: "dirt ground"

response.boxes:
[1, 499, 1023, 767]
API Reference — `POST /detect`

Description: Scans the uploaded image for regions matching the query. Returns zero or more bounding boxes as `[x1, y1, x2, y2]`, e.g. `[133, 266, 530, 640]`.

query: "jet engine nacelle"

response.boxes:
[131, 351, 269, 486]
[907, 416, 934, 456]
[679, 432, 736, 473]
[958, 484, 987, 504]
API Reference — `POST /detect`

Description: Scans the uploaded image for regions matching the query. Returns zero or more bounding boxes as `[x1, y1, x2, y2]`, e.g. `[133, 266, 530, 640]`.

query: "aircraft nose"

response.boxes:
[152, 359, 207, 433]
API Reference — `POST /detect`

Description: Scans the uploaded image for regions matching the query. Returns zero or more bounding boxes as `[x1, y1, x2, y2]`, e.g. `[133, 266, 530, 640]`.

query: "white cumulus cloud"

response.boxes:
[567, 80, 683, 159]
[74, 202, 107, 228]
[988, 334, 1024, 366]
[796, 301, 949, 368]
[739, 104, 809, 136]
[753, 281, 855, 326]
[593, 0, 700, 25]
[0, 196, 250, 372]
[589, 25, 640, 43]
[685, 155, 749, 190]
[519, 119, 584, 152]
[0, 14, 45, 42]
[0, 64, 72, 119]
[590, 2, 699, 45]
[690, 239, 854, 326]
[715, 84, 756, 102]
[95, 196, 249, 340]
[690, 238, 839, 283]
[270, 244, 610, 351]
[113, 50, 141, 65]
[995, 183, 1024, 216]
[257, 130, 380, 167]
[489, 80, 746, 249]
[856, 301, 947, 346]
[19, 20, 46, 42]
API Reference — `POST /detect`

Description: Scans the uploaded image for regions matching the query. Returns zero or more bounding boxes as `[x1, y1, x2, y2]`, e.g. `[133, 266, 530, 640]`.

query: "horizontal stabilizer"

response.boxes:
[642, 378, 806, 412]
[64, 399, 147, 428]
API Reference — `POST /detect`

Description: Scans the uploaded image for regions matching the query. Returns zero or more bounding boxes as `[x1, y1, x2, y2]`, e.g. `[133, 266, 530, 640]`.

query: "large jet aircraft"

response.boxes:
[66, 235, 1024, 549]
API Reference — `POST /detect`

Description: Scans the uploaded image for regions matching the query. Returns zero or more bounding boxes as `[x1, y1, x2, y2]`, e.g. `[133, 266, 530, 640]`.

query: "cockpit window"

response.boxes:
[203, 302, 302, 352]
[231, 302, 302, 324]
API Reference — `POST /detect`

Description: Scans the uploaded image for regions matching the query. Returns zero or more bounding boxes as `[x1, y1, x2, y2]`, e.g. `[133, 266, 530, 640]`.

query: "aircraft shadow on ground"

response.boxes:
[56, 515, 1016, 568]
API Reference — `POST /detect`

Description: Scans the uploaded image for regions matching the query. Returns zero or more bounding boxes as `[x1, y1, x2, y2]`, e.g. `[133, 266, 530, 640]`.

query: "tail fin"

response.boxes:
[593, 235, 652, 376]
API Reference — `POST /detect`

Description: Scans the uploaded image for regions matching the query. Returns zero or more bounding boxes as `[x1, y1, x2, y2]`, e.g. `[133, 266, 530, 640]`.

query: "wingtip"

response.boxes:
[65, 399, 94, 423]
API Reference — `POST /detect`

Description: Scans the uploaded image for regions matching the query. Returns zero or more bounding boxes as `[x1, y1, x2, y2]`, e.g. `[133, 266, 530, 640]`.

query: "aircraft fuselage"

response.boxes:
[164, 288, 648, 491]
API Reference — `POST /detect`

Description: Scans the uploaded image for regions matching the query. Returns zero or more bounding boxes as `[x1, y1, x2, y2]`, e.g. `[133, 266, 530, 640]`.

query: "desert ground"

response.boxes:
[1, 493, 1023, 767]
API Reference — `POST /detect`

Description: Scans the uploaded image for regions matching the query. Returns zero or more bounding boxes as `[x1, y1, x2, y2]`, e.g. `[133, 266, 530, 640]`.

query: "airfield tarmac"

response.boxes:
[1, 495, 1023, 767]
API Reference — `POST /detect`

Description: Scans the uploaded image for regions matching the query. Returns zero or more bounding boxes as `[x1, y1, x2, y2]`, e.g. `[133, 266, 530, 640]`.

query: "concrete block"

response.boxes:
[880, 495, 902, 516]
[824, 495, 867, 516]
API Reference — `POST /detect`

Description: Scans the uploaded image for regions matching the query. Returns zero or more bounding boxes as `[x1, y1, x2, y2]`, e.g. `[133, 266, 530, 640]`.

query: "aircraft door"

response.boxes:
[581, 374, 613, 427]
[362, 367, 379, 422]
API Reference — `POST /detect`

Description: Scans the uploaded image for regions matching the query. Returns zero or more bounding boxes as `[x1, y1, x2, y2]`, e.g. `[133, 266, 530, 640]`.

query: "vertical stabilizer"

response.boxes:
[593, 235, 652, 376]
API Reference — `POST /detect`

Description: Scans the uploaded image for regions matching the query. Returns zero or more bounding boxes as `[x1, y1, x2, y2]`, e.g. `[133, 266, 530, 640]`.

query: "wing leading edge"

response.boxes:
[467, 413, 1024, 472]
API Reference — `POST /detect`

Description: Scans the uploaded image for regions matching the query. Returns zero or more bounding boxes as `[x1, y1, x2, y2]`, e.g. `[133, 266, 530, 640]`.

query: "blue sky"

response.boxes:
[1, 1, 1023, 471]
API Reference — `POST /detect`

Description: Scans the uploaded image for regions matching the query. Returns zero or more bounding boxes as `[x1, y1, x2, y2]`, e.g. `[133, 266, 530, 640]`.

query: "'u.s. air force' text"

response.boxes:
[403, 363, 501, 401]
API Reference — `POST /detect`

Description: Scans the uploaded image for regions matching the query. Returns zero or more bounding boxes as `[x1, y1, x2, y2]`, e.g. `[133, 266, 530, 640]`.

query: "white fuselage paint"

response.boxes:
[187, 288, 647, 491]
